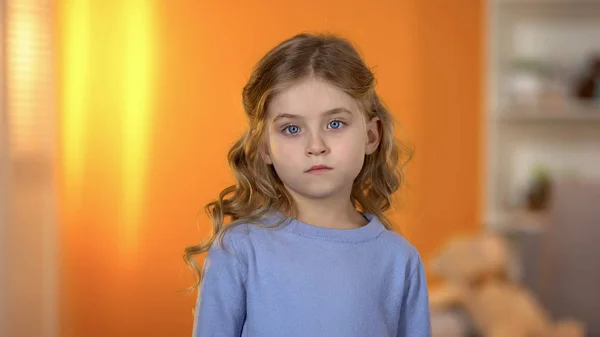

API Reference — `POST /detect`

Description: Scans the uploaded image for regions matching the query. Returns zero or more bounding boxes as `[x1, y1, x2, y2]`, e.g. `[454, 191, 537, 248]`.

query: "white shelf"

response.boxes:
[496, 100, 600, 123]
[487, 209, 549, 234]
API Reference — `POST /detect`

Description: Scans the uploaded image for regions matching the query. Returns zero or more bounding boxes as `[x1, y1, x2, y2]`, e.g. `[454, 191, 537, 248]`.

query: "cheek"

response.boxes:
[268, 136, 301, 163]
[344, 146, 366, 171]
[334, 129, 366, 157]
[333, 131, 367, 175]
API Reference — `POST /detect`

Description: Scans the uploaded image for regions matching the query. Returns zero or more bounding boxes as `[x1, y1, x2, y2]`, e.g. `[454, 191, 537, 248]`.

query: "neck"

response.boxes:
[286, 188, 368, 230]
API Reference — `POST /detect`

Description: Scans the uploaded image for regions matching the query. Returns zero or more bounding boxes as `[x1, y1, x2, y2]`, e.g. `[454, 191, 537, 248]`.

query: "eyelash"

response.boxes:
[281, 120, 346, 135]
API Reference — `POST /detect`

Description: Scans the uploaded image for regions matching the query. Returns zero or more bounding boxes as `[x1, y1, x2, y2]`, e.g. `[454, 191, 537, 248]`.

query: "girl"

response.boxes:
[184, 33, 431, 337]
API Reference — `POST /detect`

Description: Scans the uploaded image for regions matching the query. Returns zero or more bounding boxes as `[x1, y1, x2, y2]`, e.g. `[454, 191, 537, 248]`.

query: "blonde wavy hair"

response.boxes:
[184, 32, 412, 290]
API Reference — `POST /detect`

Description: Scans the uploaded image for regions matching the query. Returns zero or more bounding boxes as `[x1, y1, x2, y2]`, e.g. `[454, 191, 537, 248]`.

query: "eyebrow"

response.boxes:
[272, 107, 353, 123]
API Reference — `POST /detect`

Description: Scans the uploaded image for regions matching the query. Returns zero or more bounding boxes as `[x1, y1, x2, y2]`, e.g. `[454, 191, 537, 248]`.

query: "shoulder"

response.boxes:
[204, 223, 254, 275]
[379, 228, 419, 256]
[213, 218, 282, 254]
[213, 222, 252, 253]
[377, 228, 424, 272]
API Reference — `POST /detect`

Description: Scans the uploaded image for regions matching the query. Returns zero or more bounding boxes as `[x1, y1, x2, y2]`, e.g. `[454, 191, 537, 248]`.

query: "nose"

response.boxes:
[305, 133, 329, 156]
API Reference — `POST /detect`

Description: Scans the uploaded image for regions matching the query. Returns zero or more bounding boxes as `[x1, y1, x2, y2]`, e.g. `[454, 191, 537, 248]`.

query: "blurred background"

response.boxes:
[0, 0, 599, 336]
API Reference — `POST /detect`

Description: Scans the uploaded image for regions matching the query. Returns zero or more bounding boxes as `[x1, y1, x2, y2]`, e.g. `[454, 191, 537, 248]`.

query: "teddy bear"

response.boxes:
[428, 233, 585, 337]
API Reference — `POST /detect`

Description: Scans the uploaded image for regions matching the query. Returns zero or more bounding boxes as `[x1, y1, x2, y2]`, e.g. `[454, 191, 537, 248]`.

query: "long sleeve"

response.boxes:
[193, 236, 247, 337]
[398, 253, 431, 337]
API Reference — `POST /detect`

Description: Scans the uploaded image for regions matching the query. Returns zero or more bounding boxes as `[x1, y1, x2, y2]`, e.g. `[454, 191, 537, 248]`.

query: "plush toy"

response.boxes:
[428, 233, 585, 337]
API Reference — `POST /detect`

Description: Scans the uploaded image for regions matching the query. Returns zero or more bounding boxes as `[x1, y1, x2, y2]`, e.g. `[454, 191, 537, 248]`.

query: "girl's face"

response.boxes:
[264, 77, 380, 202]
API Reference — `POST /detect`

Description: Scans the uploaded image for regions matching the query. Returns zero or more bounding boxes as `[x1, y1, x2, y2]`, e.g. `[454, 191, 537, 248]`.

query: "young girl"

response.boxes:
[185, 33, 431, 337]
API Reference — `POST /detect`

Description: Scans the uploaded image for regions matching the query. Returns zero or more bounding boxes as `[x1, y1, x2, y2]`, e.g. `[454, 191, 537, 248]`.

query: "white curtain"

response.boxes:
[1, 1, 58, 337]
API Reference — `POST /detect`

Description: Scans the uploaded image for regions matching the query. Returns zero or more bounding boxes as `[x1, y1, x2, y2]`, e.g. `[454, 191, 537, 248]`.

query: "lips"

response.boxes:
[306, 165, 333, 173]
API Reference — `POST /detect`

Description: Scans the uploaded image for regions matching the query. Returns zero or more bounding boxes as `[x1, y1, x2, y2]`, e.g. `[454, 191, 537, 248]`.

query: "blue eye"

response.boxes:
[283, 125, 301, 135]
[328, 120, 344, 129]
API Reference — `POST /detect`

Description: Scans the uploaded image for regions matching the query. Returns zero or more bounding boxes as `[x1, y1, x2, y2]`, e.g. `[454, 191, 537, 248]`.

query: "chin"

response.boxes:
[288, 182, 347, 200]
[300, 190, 339, 200]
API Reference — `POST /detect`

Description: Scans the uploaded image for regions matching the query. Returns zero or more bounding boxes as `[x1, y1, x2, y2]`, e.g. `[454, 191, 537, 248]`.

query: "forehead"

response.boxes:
[267, 77, 360, 119]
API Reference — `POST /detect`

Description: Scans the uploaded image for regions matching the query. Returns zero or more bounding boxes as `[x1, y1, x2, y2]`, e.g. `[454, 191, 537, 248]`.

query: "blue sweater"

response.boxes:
[193, 213, 431, 337]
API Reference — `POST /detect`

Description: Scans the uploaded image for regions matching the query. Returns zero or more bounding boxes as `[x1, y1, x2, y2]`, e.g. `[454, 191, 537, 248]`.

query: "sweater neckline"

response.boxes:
[278, 212, 386, 243]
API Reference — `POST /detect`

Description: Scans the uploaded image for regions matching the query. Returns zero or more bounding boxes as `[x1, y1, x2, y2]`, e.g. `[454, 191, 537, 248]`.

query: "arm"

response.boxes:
[398, 253, 431, 337]
[193, 235, 246, 337]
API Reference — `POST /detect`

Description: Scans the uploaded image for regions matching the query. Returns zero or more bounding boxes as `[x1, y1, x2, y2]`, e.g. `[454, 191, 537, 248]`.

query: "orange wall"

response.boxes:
[55, 1, 483, 336]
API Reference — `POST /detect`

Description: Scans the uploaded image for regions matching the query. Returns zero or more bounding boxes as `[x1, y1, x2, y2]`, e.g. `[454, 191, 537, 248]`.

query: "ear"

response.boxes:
[365, 116, 381, 155]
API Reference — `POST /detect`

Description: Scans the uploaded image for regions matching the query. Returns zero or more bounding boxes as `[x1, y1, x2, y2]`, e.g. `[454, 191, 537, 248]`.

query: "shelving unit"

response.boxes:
[486, 4, 600, 331]
[486, 0, 600, 231]
[496, 100, 600, 123]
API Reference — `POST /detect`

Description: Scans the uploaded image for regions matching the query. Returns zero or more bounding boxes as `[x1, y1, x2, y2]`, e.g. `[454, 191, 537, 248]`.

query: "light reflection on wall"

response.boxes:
[121, 0, 155, 259]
